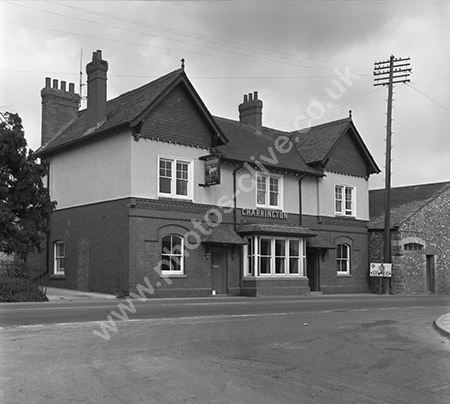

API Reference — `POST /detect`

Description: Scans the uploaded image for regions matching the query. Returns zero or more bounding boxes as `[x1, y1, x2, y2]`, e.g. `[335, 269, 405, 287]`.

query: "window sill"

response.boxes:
[157, 196, 193, 202]
[336, 274, 352, 278]
[160, 274, 187, 278]
[50, 274, 66, 279]
[243, 275, 307, 279]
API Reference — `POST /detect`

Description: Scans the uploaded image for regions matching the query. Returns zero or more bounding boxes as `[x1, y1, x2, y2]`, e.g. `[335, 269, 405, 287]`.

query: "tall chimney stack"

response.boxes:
[41, 77, 80, 146]
[86, 50, 108, 130]
[238, 91, 263, 132]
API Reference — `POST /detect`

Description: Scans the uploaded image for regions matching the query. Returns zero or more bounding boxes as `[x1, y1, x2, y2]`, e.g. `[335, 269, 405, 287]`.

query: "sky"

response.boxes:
[1, 1, 449, 190]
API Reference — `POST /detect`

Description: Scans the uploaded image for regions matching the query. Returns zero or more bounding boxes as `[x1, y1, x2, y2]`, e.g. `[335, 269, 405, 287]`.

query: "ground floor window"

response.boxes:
[54, 241, 65, 275]
[161, 235, 184, 275]
[336, 243, 350, 275]
[244, 236, 306, 276]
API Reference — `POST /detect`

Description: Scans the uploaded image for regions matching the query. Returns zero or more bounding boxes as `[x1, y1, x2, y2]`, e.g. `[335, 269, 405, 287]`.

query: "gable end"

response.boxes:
[325, 130, 370, 177]
[138, 85, 217, 148]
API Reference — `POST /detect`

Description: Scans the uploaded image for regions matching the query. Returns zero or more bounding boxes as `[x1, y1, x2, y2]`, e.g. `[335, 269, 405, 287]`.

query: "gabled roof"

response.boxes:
[215, 117, 322, 177]
[369, 181, 450, 229]
[37, 69, 227, 156]
[290, 117, 380, 175]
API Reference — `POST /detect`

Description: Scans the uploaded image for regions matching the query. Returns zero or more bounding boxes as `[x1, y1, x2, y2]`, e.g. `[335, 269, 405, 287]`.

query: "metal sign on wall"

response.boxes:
[204, 155, 221, 186]
[370, 263, 392, 277]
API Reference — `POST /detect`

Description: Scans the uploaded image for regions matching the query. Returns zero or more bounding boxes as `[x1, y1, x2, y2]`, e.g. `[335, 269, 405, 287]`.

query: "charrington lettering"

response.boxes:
[241, 208, 288, 219]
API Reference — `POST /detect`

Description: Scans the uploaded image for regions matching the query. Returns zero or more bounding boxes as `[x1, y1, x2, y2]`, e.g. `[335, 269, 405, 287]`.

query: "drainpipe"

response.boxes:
[298, 174, 306, 226]
[233, 164, 245, 231]
[233, 163, 245, 297]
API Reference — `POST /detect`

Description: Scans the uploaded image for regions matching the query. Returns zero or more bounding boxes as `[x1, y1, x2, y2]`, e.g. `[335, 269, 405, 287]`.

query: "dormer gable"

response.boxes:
[133, 77, 226, 149]
[291, 117, 380, 178]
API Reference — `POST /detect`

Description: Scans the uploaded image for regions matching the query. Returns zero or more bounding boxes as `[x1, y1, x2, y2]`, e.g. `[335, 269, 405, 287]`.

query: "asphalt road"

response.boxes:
[1, 295, 450, 404]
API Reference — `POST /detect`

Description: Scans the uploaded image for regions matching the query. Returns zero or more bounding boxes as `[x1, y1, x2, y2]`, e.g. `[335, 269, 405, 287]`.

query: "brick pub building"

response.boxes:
[36, 50, 380, 297]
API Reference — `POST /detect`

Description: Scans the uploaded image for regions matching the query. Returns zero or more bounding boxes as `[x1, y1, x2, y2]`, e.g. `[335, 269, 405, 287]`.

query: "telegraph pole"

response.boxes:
[374, 55, 411, 294]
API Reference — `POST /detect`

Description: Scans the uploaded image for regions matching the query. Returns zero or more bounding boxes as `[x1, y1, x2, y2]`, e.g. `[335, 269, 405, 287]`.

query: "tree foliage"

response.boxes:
[0, 112, 55, 258]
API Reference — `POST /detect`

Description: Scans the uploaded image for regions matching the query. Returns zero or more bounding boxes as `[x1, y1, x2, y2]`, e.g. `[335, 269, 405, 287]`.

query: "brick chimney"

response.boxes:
[238, 91, 263, 132]
[41, 78, 80, 146]
[86, 50, 108, 130]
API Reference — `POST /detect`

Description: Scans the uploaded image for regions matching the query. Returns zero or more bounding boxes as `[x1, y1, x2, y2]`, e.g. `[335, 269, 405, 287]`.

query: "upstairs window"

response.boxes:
[335, 185, 354, 216]
[158, 157, 192, 199]
[54, 241, 65, 275]
[257, 174, 281, 208]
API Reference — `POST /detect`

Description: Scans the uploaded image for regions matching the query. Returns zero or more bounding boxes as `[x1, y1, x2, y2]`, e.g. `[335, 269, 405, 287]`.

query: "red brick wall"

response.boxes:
[128, 199, 240, 298]
[303, 214, 370, 294]
[47, 198, 130, 295]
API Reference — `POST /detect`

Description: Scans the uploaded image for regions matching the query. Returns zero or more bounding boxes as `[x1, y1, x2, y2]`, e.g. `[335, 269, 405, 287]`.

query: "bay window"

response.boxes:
[244, 236, 305, 277]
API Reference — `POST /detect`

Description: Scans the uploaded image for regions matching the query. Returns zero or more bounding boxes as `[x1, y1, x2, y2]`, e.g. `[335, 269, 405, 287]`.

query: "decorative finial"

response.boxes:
[349, 110, 352, 119]
[181, 58, 185, 70]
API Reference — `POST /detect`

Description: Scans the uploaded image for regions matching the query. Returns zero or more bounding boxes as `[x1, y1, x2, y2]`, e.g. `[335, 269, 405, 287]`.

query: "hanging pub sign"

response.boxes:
[204, 155, 221, 186]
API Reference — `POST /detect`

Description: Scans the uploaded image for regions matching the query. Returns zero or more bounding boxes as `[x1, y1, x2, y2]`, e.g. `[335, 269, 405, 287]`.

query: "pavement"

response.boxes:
[42, 287, 450, 338]
[434, 312, 450, 339]
[44, 287, 118, 301]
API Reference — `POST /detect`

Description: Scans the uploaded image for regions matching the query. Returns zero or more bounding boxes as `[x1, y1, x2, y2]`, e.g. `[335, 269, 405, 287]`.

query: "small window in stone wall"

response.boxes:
[404, 243, 423, 251]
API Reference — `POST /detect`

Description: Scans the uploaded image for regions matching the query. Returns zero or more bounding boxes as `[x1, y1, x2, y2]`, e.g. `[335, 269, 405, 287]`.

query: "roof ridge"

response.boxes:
[289, 116, 351, 134]
[213, 115, 290, 135]
[370, 180, 450, 192]
[108, 68, 184, 104]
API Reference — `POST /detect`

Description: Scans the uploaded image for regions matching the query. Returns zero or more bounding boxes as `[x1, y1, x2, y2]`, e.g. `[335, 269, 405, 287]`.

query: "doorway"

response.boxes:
[307, 251, 320, 292]
[211, 246, 227, 295]
[426, 255, 435, 293]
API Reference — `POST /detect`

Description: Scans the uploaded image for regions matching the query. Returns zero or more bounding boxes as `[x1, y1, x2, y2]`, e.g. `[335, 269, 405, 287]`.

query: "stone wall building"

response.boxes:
[369, 182, 450, 294]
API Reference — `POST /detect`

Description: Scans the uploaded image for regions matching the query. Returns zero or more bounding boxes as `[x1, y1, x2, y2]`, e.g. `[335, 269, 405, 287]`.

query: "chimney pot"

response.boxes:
[238, 90, 263, 132]
[41, 78, 80, 146]
[86, 49, 108, 130]
[69, 83, 75, 93]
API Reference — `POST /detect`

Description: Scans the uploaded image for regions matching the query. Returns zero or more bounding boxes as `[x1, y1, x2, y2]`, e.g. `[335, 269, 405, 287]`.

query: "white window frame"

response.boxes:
[256, 173, 283, 209]
[54, 241, 65, 275]
[243, 236, 306, 277]
[336, 243, 351, 275]
[335, 185, 355, 216]
[158, 155, 193, 199]
[161, 235, 184, 276]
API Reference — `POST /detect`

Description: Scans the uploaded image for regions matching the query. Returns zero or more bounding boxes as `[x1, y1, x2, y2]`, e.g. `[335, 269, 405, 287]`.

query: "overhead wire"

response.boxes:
[406, 83, 450, 115]
[274, 87, 383, 131]
[6, 1, 372, 75]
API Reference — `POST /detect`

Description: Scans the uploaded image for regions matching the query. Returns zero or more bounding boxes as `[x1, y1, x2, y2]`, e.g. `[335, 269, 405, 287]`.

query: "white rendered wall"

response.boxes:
[49, 130, 131, 209]
[317, 170, 370, 220]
